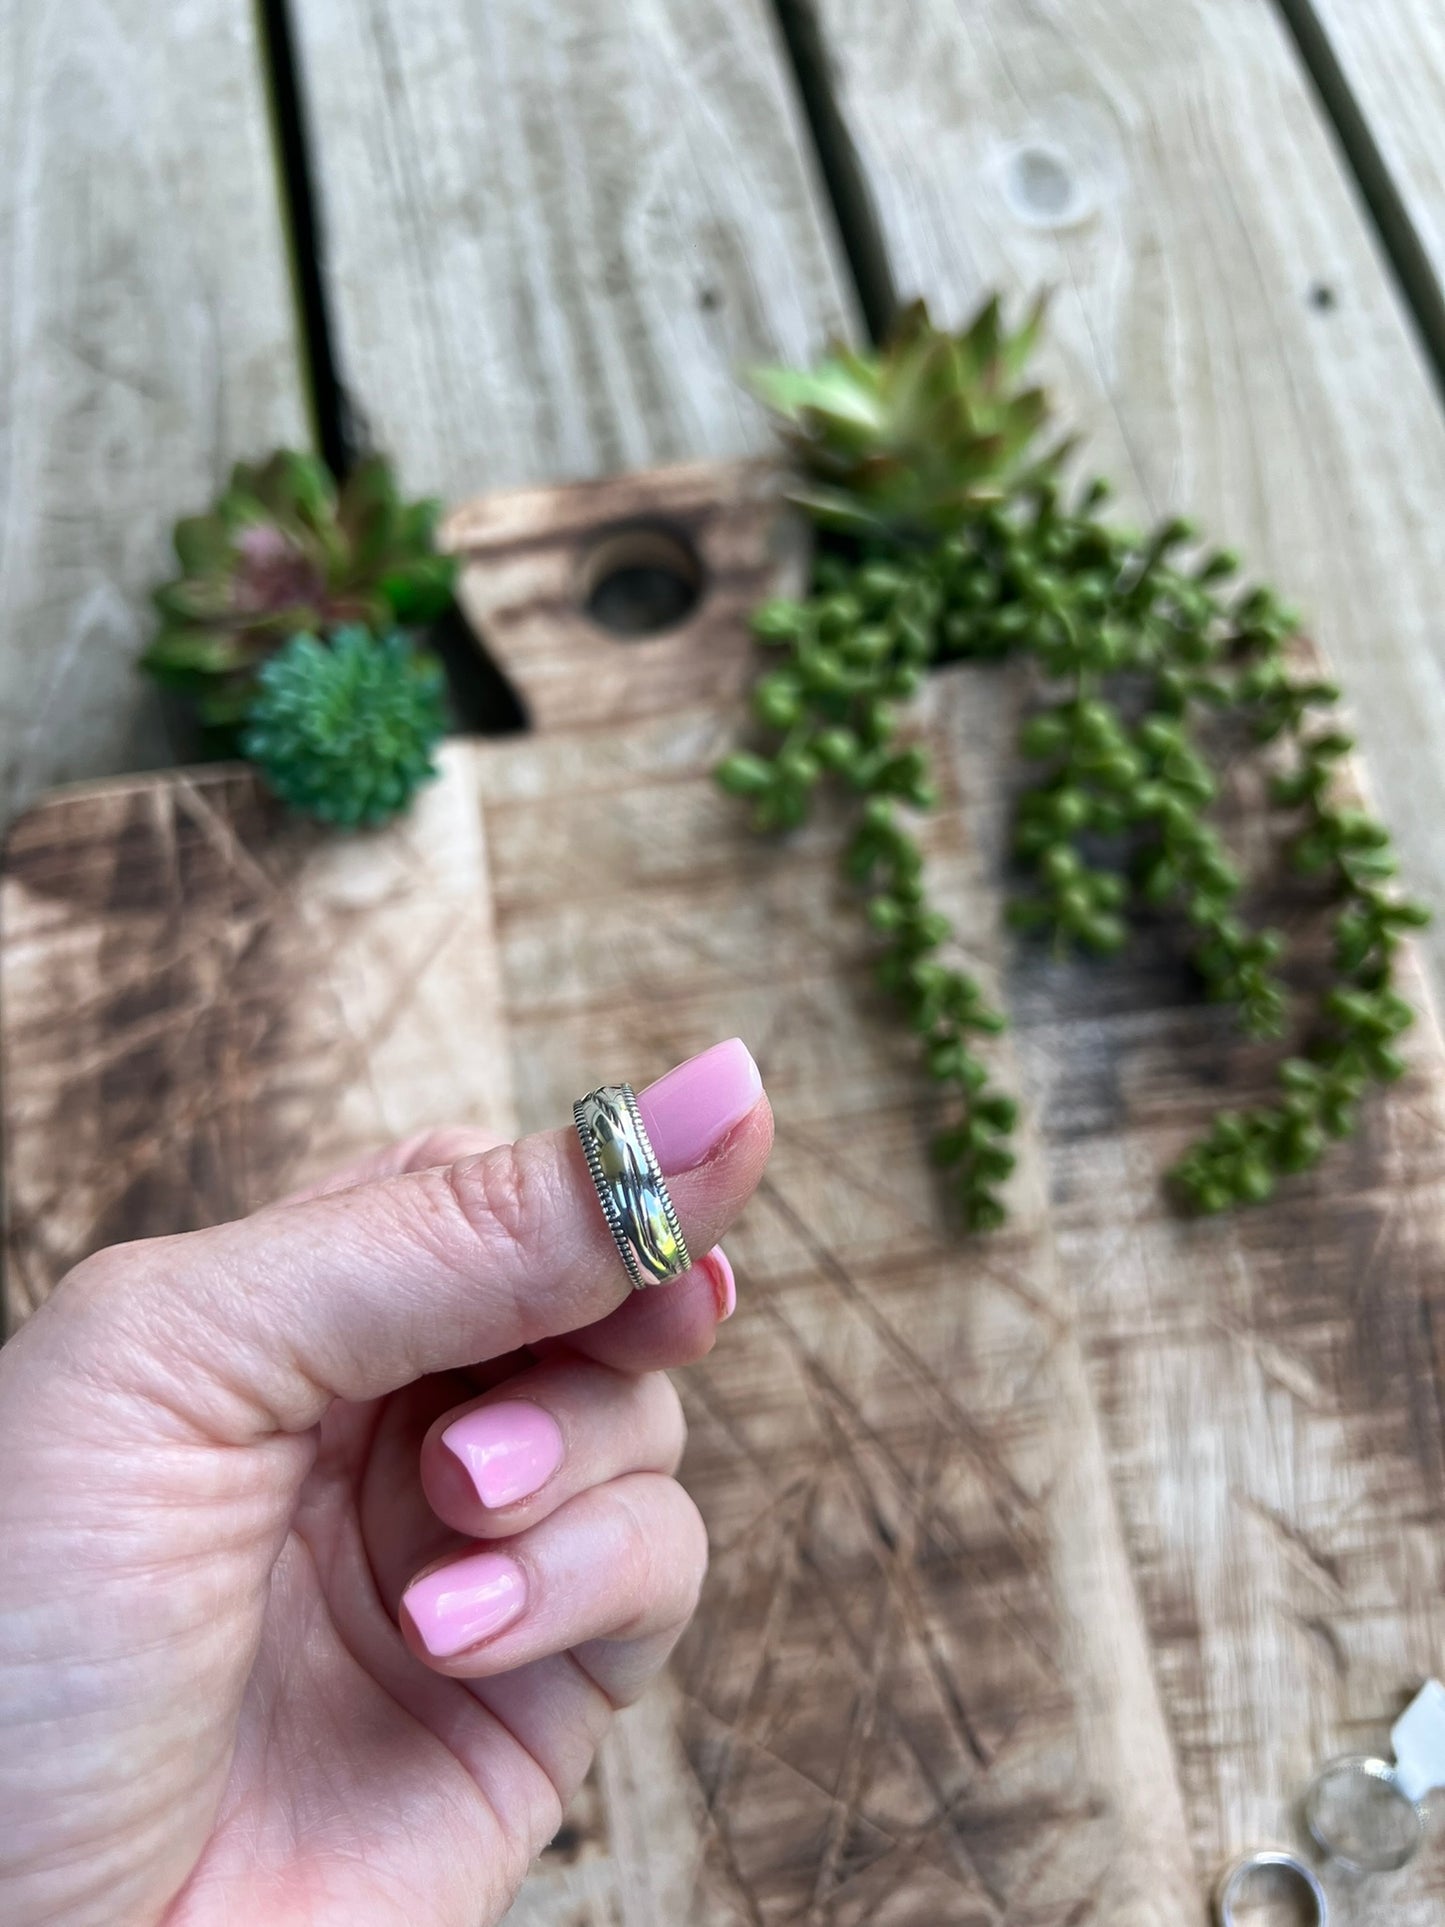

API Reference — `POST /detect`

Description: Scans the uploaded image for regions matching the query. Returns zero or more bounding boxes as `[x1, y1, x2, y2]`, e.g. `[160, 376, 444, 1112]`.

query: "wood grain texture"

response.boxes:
[444, 458, 807, 733]
[801, 0, 1445, 1012]
[10, 465, 1443, 1920]
[1, 748, 514, 1326]
[286, 0, 858, 504]
[0, 0, 307, 823]
[1288, 0, 1445, 326]
[459, 468, 1445, 1923]
[474, 675, 1201, 1925]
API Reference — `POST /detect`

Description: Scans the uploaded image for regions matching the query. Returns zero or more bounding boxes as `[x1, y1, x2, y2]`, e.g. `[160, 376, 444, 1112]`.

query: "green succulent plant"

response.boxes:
[749, 295, 1059, 540]
[721, 296, 1428, 1227]
[241, 626, 449, 829]
[143, 452, 457, 729]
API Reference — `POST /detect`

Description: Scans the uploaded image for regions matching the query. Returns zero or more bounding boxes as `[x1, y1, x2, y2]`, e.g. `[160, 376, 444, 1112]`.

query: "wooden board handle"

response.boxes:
[442, 459, 807, 734]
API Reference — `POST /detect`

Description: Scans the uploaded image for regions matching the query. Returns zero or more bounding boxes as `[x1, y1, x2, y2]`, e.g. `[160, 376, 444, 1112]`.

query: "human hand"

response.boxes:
[0, 1039, 771, 1927]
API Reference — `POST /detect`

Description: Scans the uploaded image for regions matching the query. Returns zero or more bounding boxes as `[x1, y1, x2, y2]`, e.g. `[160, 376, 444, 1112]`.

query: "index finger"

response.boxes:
[61, 1039, 770, 1441]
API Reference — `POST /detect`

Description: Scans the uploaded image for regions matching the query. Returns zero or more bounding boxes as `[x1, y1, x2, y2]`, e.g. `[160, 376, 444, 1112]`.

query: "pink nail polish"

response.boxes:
[637, 1038, 763, 1173]
[403, 1551, 526, 1658]
[442, 1400, 565, 1509]
[701, 1246, 736, 1320]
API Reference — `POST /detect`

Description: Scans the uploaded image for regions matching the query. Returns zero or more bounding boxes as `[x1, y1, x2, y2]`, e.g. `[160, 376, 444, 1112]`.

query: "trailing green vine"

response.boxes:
[717, 299, 1428, 1225]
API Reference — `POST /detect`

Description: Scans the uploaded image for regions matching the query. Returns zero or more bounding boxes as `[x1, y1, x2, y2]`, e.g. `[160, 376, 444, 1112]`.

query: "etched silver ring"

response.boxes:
[1214, 1849, 1327, 1927]
[1304, 1754, 1425, 1873]
[574, 1083, 691, 1290]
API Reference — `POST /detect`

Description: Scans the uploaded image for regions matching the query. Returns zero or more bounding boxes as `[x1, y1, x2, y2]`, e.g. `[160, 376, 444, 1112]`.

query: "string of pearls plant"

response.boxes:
[717, 299, 1428, 1227]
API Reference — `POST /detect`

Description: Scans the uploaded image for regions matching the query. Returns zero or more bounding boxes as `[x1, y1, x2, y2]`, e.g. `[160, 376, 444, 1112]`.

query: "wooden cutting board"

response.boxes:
[5, 460, 1444, 1924]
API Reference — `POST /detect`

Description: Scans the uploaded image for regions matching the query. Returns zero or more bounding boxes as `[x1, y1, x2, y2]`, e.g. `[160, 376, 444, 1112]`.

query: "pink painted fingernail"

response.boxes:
[442, 1400, 565, 1509]
[637, 1038, 763, 1173]
[402, 1551, 526, 1658]
[701, 1246, 736, 1320]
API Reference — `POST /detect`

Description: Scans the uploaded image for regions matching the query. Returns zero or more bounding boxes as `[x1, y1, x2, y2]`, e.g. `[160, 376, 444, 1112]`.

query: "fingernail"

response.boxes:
[402, 1551, 527, 1658]
[701, 1246, 736, 1320]
[637, 1038, 763, 1173]
[441, 1401, 565, 1509]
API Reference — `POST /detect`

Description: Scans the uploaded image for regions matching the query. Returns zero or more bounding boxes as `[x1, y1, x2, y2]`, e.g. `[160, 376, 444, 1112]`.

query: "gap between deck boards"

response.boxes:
[1272, 0, 1445, 403]
[256, 0, 1445, 429]
[254, 0, 354, 475]
[246, 0, 1445, 763]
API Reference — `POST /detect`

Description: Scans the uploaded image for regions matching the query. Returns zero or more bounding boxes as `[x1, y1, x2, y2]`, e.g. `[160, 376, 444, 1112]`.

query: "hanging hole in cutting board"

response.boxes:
[582, 524, 705, 638]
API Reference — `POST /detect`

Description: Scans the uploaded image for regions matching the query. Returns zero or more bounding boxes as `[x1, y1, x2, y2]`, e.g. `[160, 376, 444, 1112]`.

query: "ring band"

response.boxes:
[1303, 1754, 1425, 1873]
[574, 1083, 691, 1290]
[1214, 1849, 1327, 1927]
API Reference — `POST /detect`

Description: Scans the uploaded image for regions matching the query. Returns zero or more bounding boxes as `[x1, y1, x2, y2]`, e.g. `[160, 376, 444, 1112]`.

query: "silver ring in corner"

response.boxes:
[573, 1082, 691, 1290]
[1303, 1754, 1425, 1873]
[1214, 1849, 1327, 1927]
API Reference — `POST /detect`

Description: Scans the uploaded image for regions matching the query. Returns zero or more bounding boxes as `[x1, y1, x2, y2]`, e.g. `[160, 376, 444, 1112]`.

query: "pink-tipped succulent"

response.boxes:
[142, 451, 456, 730]
[751, 295, 1063, 540]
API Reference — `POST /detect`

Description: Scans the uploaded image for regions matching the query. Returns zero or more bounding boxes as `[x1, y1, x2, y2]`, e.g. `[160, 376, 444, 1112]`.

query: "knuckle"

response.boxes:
[39, 1236, 218, 1424]
[58, 1239, 147, 1306]
[669, 1484, 710, 1613]
[406, 1125, 501, 1170]
[611, 1486, 658, 1603]
[614, 1476, 707, 1621]
[442, 1140, 556, 1265]
[645, 1371, 688, 1473]
[51, 1238, 175, 1355]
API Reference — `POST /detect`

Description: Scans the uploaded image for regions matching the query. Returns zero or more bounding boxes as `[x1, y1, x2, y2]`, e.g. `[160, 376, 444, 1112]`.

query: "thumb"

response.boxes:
[34, 1039, 771, 1441]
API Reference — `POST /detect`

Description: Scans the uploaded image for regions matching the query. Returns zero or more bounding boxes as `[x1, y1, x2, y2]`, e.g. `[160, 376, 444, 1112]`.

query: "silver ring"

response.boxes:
[1303, 1754, 1425, 1873]
[574, 1083, 690, 1290]
[1214, 1849, 1327, 1927]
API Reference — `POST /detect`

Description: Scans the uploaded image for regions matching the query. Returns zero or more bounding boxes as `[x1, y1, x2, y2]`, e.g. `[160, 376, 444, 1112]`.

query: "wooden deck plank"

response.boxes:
[796, 3, 1445, 1915]
[0, 0, 308, 822]
[804, 0, 1445, 1003]
[1282, 0, 1445, 359]
[287, 0, 860, 503]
